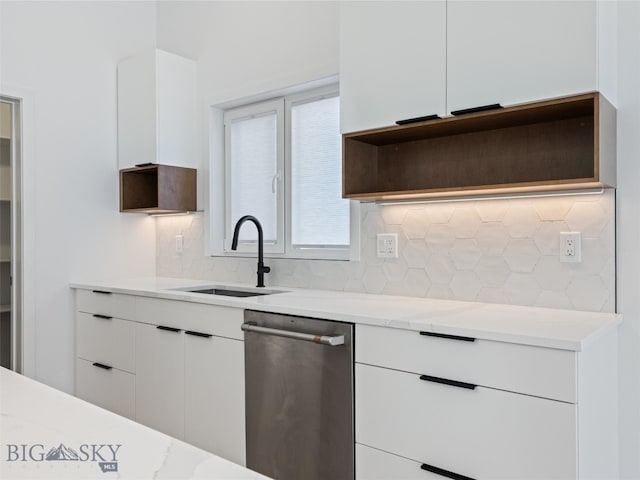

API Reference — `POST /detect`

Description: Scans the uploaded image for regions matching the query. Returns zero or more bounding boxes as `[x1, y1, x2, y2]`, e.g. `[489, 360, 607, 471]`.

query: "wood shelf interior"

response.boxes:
[120, 164, 196, 213]
[343, 93, 606, 200]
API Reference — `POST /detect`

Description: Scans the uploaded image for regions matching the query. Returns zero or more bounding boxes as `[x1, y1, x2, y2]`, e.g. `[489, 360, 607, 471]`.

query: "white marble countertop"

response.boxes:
[70, 277, 621, 351]
[0, 367, 269, 480]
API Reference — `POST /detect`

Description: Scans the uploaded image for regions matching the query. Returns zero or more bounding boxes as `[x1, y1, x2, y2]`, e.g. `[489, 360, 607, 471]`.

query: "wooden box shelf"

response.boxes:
[120, 164, 196, 214]
[342, 92, 616, 201]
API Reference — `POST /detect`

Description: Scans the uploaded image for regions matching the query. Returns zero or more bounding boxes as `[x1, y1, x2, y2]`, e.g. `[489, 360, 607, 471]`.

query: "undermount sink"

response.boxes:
[172, 285, 284, 298]
[191, 288, 268, 298]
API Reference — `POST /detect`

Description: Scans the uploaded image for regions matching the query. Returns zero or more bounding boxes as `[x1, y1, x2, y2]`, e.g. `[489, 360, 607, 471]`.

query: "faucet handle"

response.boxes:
[261, 265, 271, 274]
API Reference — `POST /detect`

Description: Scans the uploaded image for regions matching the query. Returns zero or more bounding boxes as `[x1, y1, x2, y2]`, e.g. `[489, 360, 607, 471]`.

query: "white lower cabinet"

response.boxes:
[356, 363, 575, 480]
[184, 332, 245, 465]
[135, 322, 185, 440]
[75, 358, 135, 420]
[354, 324, 618, 480]
[75, 290, 246, 466]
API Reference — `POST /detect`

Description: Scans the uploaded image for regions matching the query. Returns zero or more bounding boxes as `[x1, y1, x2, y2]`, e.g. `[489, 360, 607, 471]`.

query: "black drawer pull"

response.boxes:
[396, 113, 441, 125]
[451, 103, 502, 116]
[420, 331, 475, 342]
[92, 362, 112, 371]
[420, 374, 476, 390]
[156, 325, 182, 333]
[421, 463, 475, 480]
[92, 290, 112, 295]
[185, 330, 213, 338]
[93, 314, 112, 320]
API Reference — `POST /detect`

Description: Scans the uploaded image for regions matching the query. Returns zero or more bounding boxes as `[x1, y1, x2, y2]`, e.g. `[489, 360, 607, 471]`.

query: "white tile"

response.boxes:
[503, 273, 542, 306]
[475, 255, 510, 287]
[401, 209, 431, 239]
[533, 221, 568, 255]
[362, 266, 387, 294]
[402, 239, 430, 269]
[503, 203, 541, 238]
[382, 256, 409, 282]
[380, 204, 409, 225]
[449, 270, 481, 301]
[565, 202, 608, 237]
[474, 199, 510, 222]
[503, 238, 541, 273]
[426, 284, 455, 300]
[425, 224, 455, 253]
[425, 254, 455, 284]
[449, 206, 481, 238]
[533, 256, 574, 291]
[532, 196, 575, 221]
[476, 223, 510, 255]
[423, 203, 455, 223]
[450, 238, 482, 270]
[536, 291, 573, 310]
[566, 275, 610, 312]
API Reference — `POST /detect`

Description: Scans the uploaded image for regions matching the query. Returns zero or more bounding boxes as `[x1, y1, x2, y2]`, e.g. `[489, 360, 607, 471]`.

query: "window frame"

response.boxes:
[223, 98, 285, 254]
[210, 81, 360, 262]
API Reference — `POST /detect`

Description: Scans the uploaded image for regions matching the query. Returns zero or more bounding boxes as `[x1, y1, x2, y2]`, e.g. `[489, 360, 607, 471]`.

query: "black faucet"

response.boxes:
[231, 215, 271, 288]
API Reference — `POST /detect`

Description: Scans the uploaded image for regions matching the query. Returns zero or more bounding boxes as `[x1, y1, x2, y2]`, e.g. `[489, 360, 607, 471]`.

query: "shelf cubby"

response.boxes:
[342, 92, 615, 201]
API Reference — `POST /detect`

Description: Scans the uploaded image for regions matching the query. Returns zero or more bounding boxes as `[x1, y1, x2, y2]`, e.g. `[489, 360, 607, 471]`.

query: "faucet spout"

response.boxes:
[231, 215, 271, 288]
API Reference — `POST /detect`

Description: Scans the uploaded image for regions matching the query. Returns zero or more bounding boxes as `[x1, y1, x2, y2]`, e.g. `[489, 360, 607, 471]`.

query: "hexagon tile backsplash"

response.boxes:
[156, 190, 615, 313]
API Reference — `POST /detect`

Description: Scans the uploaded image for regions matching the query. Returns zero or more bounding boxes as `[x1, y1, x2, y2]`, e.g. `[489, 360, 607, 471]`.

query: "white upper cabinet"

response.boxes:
[446, 1, 597, 113]
[340, 1, 446, 133]
[339, 1, 610, 134]
[117, 49, 197, 169]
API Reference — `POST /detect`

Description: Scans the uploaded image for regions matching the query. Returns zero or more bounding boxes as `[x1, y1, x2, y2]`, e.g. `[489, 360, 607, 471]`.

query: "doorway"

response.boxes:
[1, 96, 22, 372]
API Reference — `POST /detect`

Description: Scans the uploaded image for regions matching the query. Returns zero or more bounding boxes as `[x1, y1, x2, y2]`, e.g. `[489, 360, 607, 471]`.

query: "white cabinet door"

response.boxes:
[76, 359, 135, 420]
[356, 363, 577, 480]
[447, 1, 596, 113]
[340, 1, 446, 133]
[135, 322, 185, 439]
[184, 332, 246, 466]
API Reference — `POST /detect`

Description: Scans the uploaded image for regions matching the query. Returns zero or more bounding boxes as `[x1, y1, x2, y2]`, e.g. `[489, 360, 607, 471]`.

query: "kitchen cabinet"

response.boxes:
[184, 332, 245, 466]
[343, 92, 616, 201]
[74, 290, 137, 420]
[339, 1, 446, 133]
[135, 322, 185, 440]
[74, 290, 246, 465]
[117, 49, 197, 170]
[354, 324, 618, 479]
[447, 1, 597, 113]
[340, 1, 609, 133]
[120, 163, 196, 214]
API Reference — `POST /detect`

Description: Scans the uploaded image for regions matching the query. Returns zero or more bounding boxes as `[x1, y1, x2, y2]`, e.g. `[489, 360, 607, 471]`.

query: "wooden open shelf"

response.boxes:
[343, 92, 616, 201]
[120, 164, 196, 214]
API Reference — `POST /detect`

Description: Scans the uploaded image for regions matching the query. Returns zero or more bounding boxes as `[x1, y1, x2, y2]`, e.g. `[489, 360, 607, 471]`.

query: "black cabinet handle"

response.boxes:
[419, 374, 477, 390]
[421, 463, 475, 480]
[92, 362, 112, 371]
[92, 290, 111, 295]
[93, 314, 112, 320]
[450, 103, 503, 116]
[156, 325, 182, 333]
[396, 114, 441, 125]
[420, 331, 475, 342]
[185, 330, 213, 338]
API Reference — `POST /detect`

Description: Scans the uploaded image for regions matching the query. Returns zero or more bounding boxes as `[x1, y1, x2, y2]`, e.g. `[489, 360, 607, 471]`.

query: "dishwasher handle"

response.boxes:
[241, 322, 345, 346]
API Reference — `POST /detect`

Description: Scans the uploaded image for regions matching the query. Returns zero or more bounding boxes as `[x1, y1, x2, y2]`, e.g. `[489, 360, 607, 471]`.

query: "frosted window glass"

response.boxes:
[229, 113, 277, 242]
[291, 96, 349, 246]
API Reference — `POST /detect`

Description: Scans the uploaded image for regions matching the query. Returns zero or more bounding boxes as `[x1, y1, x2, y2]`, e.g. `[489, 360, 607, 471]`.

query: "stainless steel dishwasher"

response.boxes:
[242, 310, 354, 480]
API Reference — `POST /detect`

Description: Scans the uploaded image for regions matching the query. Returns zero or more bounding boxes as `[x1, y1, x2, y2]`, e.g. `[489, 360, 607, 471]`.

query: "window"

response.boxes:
[217, 85, 354, 260]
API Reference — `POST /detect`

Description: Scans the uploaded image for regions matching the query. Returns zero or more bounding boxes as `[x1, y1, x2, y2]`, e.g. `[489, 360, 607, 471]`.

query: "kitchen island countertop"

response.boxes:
[0, 367, 269, 480]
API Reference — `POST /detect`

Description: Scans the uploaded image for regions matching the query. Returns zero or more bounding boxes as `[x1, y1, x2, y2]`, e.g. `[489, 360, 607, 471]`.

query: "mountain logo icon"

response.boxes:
[45, 443, 79, 461]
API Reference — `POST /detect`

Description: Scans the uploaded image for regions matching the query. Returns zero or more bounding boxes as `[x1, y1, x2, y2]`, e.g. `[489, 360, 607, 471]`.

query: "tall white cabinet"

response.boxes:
[340, 0, 613, 133]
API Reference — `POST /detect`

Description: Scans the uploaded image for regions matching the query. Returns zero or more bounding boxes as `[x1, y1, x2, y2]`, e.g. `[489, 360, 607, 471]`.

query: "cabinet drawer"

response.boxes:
[357, 444, 445, 480]
[355, 363, 576, 480]
[75, 358, 135, 420]
[137, 297, 244, 340]
[76, 289, 136, 320]
[356, 324, 576, 402]
[76, 311, 135, 373]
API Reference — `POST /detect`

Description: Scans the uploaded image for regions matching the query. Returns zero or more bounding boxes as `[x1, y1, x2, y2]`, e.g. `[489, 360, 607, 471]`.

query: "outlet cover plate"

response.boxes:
[377, 233, 398, 258]
[560, 231, 581, 263]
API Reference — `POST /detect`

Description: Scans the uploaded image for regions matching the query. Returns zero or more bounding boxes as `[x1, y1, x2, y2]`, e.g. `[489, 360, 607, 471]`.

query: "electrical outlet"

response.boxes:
[377, 233, 398, 258]
[560, 232, 581, 263]
[175, 234, 184, 254]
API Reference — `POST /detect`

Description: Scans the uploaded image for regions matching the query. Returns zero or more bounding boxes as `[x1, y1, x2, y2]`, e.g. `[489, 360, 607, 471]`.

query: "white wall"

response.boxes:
[0, 1, 157, 393]
[616, 1, 640, 477]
